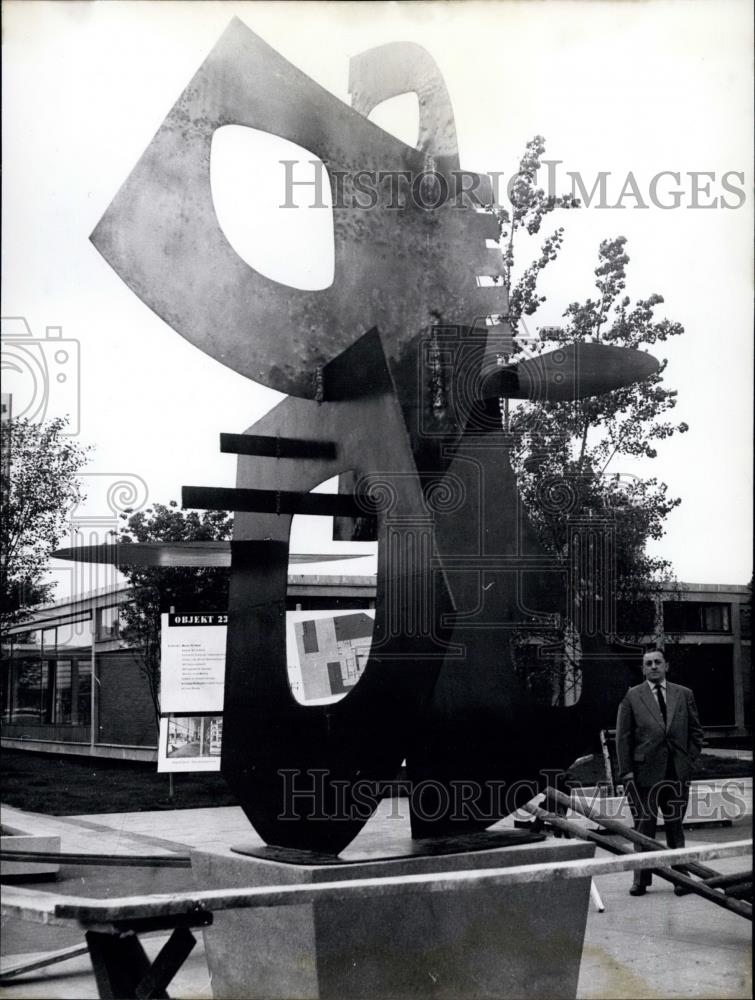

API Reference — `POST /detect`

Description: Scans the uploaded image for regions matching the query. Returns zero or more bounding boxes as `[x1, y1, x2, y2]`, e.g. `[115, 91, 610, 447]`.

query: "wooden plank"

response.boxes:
[702, 870, 753, 889]
[526, 800, 752, 920]
[134, 927, 196, 1000]
[723, 881, 752, 899]
[48, 840, 751, 925]
[547, 787, 719, 880]
[86, 930, 165, 1000]
[675, 868, 754, 897]
[0, 887, 67, 925]
[0, 943, 89, 981]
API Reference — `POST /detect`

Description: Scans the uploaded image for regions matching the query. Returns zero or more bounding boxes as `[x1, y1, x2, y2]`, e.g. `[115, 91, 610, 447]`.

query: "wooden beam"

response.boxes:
[41, 840, 751, 925]
[529, 797, 752, 920]
[134, 927, 196, 1000]
[547, 787, 719, 881]
[700, 870, 753, 889]
[0, 943, 89, 981]
[86, 930, 165, 1000]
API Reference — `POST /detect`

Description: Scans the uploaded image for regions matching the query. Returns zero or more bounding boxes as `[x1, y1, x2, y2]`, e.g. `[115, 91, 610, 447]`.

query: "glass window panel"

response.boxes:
[41, 662, 53, 723]
[54, 661, 73, 724]
[1, 658, 12, 721]
[740, 603, 751, 640]
[41, 628, 57, 658]
[77, 661, 92, 726]
[13, 660, 43, 721]
[98, 606, 119, 640]
[664, 601, 731, 633]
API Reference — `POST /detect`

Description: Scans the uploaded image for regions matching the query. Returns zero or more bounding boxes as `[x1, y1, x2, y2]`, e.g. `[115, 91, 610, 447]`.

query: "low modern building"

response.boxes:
[0, 574, 376, 761]
[1, 578, 750, 761]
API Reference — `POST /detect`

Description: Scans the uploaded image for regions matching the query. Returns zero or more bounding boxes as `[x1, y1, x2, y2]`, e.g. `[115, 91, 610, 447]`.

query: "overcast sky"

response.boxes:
[2, 0, 752, 594]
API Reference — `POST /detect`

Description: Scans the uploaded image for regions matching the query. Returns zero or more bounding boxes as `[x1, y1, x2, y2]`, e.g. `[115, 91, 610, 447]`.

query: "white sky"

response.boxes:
[2, 0, 752, 591]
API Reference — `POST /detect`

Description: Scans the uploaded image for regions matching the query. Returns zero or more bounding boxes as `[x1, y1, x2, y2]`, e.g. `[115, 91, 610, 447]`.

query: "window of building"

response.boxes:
[0, 658, 11, 720]
[6, 658, 92, 727]
[13, 660, 44, 721]
[53, 660, 73, 724]
[740, 603, 751, 640]
[77, 661, 92, 726]
[41, 627, 57, 657]
[616, 599, 656, 635]
[97, 606, 120, 640]
[663, 601, 731, 633]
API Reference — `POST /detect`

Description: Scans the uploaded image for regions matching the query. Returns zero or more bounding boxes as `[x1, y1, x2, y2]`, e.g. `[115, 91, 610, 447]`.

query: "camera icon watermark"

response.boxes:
[0, 316, 80, 435]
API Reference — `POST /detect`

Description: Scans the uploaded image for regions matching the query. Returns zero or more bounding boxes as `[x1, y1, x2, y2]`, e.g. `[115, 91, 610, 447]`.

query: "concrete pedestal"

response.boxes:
[192, 837, 594, 999]
[0, 825, 60, 879]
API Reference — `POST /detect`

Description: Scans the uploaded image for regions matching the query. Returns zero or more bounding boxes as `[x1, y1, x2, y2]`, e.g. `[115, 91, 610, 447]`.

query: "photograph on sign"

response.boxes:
[158, 713, 223, 773]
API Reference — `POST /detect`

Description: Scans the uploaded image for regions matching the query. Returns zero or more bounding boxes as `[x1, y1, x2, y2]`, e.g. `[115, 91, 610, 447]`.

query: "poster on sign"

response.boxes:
[158, 612, 227, 772]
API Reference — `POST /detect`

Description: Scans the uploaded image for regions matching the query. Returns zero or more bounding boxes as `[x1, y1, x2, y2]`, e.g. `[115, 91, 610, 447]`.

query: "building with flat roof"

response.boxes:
[1, 578, 750, 760]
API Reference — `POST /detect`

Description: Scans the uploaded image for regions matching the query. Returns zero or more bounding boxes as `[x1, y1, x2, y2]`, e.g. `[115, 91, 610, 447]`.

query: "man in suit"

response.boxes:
[616, 644, 704, 895]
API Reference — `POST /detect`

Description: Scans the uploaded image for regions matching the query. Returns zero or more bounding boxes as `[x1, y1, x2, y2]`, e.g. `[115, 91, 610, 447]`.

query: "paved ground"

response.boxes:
[1, 786, 751, 999]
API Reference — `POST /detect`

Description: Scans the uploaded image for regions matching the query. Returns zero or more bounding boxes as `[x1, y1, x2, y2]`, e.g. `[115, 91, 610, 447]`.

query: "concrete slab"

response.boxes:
[0, 805, 190, 857]
[193, 837, 594, 1000]
[578, 851, 753, 999]
[59, 805, 256, 854]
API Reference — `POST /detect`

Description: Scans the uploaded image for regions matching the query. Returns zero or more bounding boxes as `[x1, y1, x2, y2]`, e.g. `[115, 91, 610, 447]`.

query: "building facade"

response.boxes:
[1, 578, 750, 760]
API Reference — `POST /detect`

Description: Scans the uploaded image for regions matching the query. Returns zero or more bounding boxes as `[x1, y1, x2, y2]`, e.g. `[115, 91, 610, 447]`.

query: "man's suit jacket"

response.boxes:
[616, 681, 704, 787]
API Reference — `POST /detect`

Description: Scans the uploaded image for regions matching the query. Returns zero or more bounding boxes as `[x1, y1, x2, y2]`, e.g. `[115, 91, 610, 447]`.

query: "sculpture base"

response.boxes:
[192, 836, 594, 999]
[231, 827, 545, 865]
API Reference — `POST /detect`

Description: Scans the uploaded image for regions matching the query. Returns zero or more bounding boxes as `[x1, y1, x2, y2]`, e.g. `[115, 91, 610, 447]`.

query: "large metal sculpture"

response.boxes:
[81, 19, 659, 854]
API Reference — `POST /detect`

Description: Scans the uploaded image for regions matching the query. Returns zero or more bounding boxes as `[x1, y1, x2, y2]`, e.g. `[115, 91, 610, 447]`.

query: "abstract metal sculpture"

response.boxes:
[81, 19, 660, 854]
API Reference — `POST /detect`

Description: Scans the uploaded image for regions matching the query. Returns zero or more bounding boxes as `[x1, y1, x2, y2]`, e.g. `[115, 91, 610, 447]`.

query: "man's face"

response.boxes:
[642, 650, 668, 683]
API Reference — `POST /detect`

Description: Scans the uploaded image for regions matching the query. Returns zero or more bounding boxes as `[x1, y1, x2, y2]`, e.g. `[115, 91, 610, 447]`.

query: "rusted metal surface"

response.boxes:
[83, 21, 665, 855]
[221, 331, 455, 853]
[52, 542, 362, 568]
[90, 18, 503, 429]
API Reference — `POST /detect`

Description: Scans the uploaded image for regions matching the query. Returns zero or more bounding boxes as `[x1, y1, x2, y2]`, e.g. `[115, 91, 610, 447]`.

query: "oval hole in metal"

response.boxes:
[367, 93, 420, 149]
[286, 473, 377, 706]
[210, 125, 335, 291]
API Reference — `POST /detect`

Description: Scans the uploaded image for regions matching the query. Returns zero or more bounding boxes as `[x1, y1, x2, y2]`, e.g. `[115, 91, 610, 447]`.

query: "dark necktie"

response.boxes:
[654, 683, 667, 725]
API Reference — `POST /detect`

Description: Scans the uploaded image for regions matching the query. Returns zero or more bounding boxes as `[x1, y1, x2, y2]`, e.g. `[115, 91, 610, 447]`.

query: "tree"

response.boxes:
[0, 416, 90, 634]
[116, 502, 233, 727]
[495, 137, 689, 697]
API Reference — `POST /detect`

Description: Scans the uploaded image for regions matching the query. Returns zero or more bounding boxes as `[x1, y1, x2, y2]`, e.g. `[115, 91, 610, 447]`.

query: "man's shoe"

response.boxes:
[629, 885, 647, 896]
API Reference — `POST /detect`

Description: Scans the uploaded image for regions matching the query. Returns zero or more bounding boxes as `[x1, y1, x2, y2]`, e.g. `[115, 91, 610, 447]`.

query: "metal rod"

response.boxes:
[0, 851, 190, 868]
[182, 486, 374, 519]
[220, 433, 337, 459]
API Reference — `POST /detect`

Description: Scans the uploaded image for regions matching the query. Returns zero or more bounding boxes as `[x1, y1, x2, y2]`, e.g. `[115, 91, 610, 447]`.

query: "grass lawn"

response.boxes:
[0, 749, 750, 816]
[568, 750, 752, 787]
[0, 749, 238, 815]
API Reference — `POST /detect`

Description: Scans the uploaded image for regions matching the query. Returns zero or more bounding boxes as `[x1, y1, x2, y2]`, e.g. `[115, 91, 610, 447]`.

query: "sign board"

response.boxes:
[158, 612, 227, 773]
[157, 607, 375, 769]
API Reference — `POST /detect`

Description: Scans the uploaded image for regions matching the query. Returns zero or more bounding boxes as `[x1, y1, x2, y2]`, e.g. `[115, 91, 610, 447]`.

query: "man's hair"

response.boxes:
[642, 642, 669, 662]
